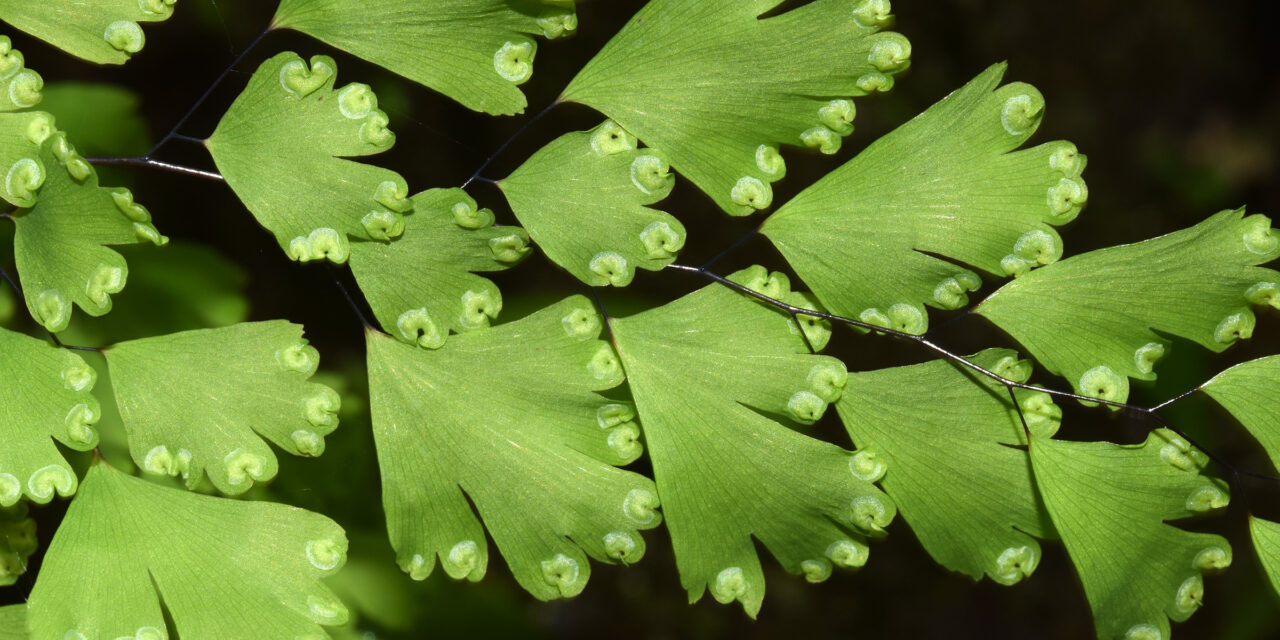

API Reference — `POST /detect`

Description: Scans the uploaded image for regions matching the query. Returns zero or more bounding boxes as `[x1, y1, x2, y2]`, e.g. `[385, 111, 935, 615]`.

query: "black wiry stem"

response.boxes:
[327, 265, 376, 331]
[87, 157, 224, 182]
[462, 100, 560, 189]
[665, 262, 1280, 486]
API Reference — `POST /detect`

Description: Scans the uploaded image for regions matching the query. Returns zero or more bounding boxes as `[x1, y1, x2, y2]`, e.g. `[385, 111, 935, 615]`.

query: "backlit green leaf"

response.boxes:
[348, 188, 530, 349]
[104, 321, 340, 494]
[762, 64, 1086, 333]
[500, 120, 684, 287]
[208, 52, 411, 264]
[0, 604, 25, 639]
[0, 326, 99, 506]
[977, 208, 1280, 403]
[1030, 429, 1232, 639]
[835, 349, 1058, 584]
[27, 463, 349, 639]
[610, 266, 892, 617]
[1201, 355, 1280, 473]
[366, 296, 658, 600]
[0, 0, 176, 64]
[273, 0, 577, 115]
[564, 0, 911, 215]
[12, 133, 166, 332]
[1250, 517, 1280, 601]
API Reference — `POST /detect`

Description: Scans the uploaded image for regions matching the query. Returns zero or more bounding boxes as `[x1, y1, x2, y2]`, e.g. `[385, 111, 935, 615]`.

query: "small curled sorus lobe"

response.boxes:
[8, 68, 42, 109]
[607, 423, 642, 461]
[623, 488, 660, 525]
[755, 144, 786, 178]
[855, 72, 893, 94]
[801, 126, 841, 154]
[561, 306, 601, 339]
[459, 289, 500, 330]
[851, 0, 893, 28]
[541, 553, 582, 597]
[586, 343, 623, 382]
[279, 57, 335, 98]
[103, 21, 144, 54]
[1184, 483, 1229, 513]
[142, 445, 179, 476]
[0, 474, 19, 506]
[86, 264, 125, 309]
[590, 121, 636, 156]
[63, 404, 99, 447]
[292, 429, 324, 456]
[739, 265, 789, 298]
[6, 157, 45, 204]
[306, 538, 345, 572]
[787, 390, 827, 425]
[1132, 342, 1166, 376]
[827, 539, 869, 569]
[596, 404, 635, 429]
[397, 308, 445, 349]
[453, 200, 495, 229]
[849, 449, 887, 483]
[537, 7, 578, 39]
[138, 0, 177, 18]
[447, 540, 483, 579]
[1244, 282, 1280, 309]
[337, 83, 376, 120]
[710, 567, 748, 604]
[24, 114, 53, 146]
[849, 495, 890, 535]
[801, 558, 833, 583]
[730, 176, 772, 210]
[287, 228, 348, 263]
[639, 220, 685, 260]
[303, 387, 341, 428]
[493, 41, 535, 84]
[110, 189, 152, 223]
[1194, 546, 1231, 572]
[603, 531, 638, 563]
[361, 210, 405, 242]
[933, 271, 982, 308]
[868, 36, 911, 72]
[630, 153, 673, 196]
[401, 553, 430, 581]
[1019, 392, 1062, 437]
[1078, 365, 1127, 405]
[1048, 142, 1086, 176]
[27, 465, 74, 502]
[589, 251, 632, 287]
[991, 545, 1037, 585]
[1242, 215, 1279, 255]
[1213, 309, 1255, 344]
[991, 355, 1032, 384]
[1158, 435, 1207, 473]
[807, 362, 847, 402]
[999, 92, 1043, 136]
[1174, 575, 1204, 614]
[276, 342, 320, 376]
[359, 110, 393, 146]
[489, 233, 530, 263]
[373, 180, 412, 213]
[223, 448, 269, 488]
[1046, 177, 1088, 220]
[61, 361, 96, 391]
[819, 99, 856, 135]
[133, 222, 168, 246]
[34, 289, 70, 333]
[1125, 624, 1162, 640]
[859, 303, 924, 334]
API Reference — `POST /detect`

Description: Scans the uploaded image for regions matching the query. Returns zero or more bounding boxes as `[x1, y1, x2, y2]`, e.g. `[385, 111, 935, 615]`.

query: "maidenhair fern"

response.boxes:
[0, 1, 1275, 638]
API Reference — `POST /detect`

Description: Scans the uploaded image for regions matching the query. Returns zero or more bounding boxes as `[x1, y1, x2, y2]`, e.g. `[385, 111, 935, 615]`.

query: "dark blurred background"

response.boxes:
[2, 0, 1278, 638]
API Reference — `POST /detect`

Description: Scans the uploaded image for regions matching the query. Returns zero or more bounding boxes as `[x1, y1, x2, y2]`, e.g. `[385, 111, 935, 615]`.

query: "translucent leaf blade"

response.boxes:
[1029, 430, 1232, 639]
[12, 132, 166, 333]
[0, 327, 99, 506]
[0, 111, 52, 208]
[0, 604, 26, 639]
[208, 52, 411, 264]
[610, 266, 893, 617]
[348, 188, 530, 348]
[499, 121, 685, 287]
[762, 63, 1087, 333]
[104, 321, 340, 494]
[564, 0, 911, 215]
[834, 349, 1058, 584]
[0, 0, 175, 64]
[28, 463, 349, 639]
[1250, 517, 1280, 601]
[0, 35, 43, 112]
[367, 297, 659, 600]
[1201, 355, 1280, 473]
[976, 208, 1280, 403]
[273, 0, 578, 115]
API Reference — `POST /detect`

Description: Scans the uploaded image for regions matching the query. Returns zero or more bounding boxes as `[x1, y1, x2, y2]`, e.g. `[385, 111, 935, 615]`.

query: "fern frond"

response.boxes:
[0, 1, 175, 64]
